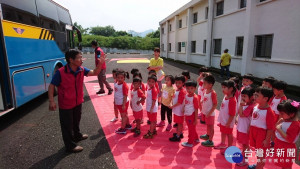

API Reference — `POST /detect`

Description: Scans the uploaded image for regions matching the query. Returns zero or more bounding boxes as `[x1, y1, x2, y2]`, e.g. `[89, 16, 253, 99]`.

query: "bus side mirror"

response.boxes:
[73, 26, 82, 42]
[78, 43, 82, 50]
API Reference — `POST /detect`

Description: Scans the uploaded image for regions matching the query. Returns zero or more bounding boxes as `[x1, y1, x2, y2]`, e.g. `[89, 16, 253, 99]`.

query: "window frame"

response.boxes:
[203, 40, 207, 54]
[178, 42, 182, 52]
[168, 43, 172, 52]
[193, 12, 198, 24]
[179, 19, 182, 29]
[205, 7, 209, 19]
[240, 0, 247, 9]
[216, 1, 224, 16]
[213, 39, 222, 55]
[191, 41, 196, 53]
[254, 34, 273, 59]
[235, 37, 244, 56]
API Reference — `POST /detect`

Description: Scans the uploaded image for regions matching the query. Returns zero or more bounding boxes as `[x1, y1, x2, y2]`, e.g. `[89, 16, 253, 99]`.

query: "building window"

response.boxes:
[178, 42, 182, 52]
[193, 13, 198, 24]
[216, 1, 224, 16]
[179, 20, 182, 28]
[235, 37, 244, 56]
[169, 24, 172, 32]
[240, 0, 247, 8]
[191, 41, 196, 53]
[205, 7, 209, 19]
[260, 0, 267, 2]
[203, 40, 207, 53]
[214, 39, 222, 54]
[168, 43, 172, 51]
[254, 34, 273, 58]
[162, 27, 164, 34]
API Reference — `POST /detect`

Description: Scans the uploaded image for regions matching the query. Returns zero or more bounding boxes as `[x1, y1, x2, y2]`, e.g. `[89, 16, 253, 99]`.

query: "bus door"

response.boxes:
[0, 20, 13, 113]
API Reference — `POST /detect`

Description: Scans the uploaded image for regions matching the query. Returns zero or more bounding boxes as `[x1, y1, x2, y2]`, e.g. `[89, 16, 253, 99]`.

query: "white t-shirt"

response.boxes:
[172, 88, 186, 116]
[184, 94, 198, 116]
[218, 97, 236, 128]
[237, 104, 254, 134]
[146, 87, 158, 113]
[250, 106, 275, 130]
[114, 81, 129, 105]
[131, 89, 145, 112]
[202, 90, 217, 116]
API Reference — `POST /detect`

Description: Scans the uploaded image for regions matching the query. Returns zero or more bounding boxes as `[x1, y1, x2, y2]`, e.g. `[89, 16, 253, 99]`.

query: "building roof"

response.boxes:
[159, 0, 203, 25]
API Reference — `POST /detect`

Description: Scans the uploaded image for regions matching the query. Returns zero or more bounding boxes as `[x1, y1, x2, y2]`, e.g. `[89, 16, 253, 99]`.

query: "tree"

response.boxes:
[73, 22, 89, 35]
[90, 25, 116, 37]
[114, 31, 132, 37]
[146, 29, 160, 38]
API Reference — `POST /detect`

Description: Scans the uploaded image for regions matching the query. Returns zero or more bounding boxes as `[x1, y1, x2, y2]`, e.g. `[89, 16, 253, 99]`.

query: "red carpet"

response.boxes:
[84, 77, 296, 169]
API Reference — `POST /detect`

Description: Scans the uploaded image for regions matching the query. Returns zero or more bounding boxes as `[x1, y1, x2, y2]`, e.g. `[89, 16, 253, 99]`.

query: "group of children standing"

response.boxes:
[109, 65, 299, 169]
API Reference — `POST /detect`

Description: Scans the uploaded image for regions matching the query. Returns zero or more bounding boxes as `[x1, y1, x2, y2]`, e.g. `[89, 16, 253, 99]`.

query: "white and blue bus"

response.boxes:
[0, 0, 82, 116]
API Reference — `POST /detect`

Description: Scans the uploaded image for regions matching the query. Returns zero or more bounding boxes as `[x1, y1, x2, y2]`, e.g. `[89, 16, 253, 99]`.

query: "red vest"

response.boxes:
[95, 47, 106, 69]
[57, 66, 84, 109]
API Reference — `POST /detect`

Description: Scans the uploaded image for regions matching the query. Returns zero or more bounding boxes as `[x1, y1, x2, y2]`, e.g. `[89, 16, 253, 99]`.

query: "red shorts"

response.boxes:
[147, 112, 157, 122]
[174, 114, 184, 124]
[249, 126, 268, 150]
[237, 131, 249, 145]
[116, 102, 129, 113]
[205, 115, 215, 125]
[274, 138, 296, 168]
[133, 110, 143, 120]
[220, 124, 233, 134]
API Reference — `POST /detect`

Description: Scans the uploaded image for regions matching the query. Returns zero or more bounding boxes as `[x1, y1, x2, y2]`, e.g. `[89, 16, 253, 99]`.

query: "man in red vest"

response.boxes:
[91, 40, 113, 95]
[48, 49, 104, 153]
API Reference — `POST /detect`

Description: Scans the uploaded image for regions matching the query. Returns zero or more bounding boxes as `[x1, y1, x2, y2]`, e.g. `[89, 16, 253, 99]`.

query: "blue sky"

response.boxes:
[56, 0, 190, 32]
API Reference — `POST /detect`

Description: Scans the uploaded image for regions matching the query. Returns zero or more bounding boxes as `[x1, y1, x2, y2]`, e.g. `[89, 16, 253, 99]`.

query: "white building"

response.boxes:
[159, 0, 300, 87]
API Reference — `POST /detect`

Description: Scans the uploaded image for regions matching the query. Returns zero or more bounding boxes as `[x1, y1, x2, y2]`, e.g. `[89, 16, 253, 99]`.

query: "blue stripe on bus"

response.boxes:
[4, 36, 66, 107]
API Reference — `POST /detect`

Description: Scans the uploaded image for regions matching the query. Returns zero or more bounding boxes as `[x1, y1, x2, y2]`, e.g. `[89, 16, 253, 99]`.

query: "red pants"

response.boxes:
[185, 113, 199, 144]
[274, 138, 296, 168]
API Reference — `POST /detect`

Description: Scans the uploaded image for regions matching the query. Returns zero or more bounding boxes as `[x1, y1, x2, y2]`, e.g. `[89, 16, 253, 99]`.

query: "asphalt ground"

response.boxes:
[0, 53, 299, 169]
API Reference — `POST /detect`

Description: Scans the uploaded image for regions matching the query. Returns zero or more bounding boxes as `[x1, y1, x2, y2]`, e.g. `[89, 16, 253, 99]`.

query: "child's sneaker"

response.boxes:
[143, 130, 153, 139]
[247, 164, 256, 169]
[153, 129, 158, 135]
[173, 133, 183, 138]
[110, 117, 118, 122]
[131, 127, 137, 132]
[195, 139, 201, 143]
[166, 124, 172, 131]
[200, 134, 209, 140]
[156, 121, 165, 127]
[132, 120, 136, 124]
[169, 135, 181, 142]
[134, 129, 141, 137]
[201, 140, 214, 147]
[173, 123, 178, 128]
[214, 143, 227, 149]
[115, 128, 126, 134]
[181, 141, 193, 147]
[236, 159, 248, 167]
[125, 124, 132, 130]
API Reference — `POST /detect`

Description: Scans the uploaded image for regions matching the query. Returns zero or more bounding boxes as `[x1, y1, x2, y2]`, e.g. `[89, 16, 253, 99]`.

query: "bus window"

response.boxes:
[57, 6, 72, 26]
[67, 30, 74, 49]
[36, 0, 59, 31]
[1, 0, 39, 26]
